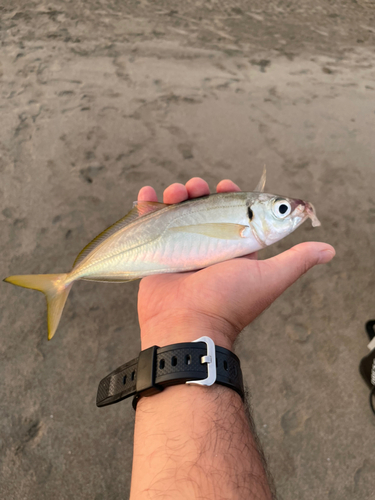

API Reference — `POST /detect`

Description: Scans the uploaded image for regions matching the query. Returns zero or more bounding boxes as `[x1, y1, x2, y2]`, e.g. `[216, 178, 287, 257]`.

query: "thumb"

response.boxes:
[260, 242, 335, 303]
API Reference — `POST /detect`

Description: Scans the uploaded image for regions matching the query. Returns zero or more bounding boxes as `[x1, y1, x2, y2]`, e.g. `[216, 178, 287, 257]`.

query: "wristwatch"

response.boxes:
[96, 336, 245, 409]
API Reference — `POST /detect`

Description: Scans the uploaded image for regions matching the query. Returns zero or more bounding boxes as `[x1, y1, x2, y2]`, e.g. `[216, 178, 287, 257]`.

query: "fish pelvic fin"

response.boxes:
[3, 274, 72, 340]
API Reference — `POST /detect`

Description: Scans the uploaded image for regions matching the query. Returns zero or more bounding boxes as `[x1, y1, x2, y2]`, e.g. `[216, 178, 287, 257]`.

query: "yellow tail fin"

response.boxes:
[3, 274, 72, 340]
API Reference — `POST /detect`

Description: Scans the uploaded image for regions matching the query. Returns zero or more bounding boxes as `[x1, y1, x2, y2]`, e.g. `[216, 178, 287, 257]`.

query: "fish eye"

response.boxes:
[272, 199, 292, 219]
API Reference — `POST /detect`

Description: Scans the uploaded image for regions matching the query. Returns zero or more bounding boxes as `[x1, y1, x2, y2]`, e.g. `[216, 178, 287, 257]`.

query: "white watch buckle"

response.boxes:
[186, 336, 217, 387]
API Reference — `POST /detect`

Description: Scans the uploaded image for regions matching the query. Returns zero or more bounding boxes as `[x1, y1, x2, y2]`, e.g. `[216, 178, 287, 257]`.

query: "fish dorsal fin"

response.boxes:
[254, 166, 266, 192]
[72, 201, 167, 269]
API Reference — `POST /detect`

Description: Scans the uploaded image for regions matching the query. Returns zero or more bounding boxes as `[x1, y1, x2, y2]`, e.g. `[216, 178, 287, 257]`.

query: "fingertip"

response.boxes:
[217, 179, 241, 193]
[318, 245, 336, 264]
[185, 177, 210, 198]
[293, 242, 335, 264]
[163, 183, 188, 204]
[138, 186, 158, 202]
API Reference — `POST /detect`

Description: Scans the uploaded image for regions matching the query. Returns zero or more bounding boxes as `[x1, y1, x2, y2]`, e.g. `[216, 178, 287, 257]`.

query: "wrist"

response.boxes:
[139, 310, 235, 351]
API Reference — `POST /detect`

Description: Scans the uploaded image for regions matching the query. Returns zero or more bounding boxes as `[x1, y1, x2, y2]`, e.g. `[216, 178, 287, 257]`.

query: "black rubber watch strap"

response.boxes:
[96, 339, 244, 408]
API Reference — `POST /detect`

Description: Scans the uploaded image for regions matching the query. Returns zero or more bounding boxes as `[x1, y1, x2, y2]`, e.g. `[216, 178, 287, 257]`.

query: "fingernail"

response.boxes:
[318, 249, 336, 264]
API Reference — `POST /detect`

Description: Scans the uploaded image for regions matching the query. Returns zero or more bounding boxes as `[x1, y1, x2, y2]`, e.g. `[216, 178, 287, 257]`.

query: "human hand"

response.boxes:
[137, 178, 335, 351]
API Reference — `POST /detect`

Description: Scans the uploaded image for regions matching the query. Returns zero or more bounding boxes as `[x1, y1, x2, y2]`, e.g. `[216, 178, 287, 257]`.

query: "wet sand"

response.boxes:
[1, 1, 375, 498]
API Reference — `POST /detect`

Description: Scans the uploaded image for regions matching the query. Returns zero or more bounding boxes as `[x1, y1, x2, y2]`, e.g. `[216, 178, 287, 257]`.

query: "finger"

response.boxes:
[138, 186, 158, 202]
[216, 179, 241, 193]
[194, 241, 335, 338]
[229, 242, 335, 329]
[163, 183, 188, 204]
[185, 177, 210, 198]
[259, 242, 335, 304]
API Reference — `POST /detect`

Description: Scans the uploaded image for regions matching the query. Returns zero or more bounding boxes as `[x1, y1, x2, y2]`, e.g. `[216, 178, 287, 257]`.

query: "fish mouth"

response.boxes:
[305, 202, 321, 227]
[291, 200, 321, 229]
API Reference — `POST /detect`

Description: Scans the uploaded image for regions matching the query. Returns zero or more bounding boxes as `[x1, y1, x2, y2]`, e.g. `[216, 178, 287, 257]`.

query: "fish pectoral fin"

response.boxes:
[169, 223, 250, 240]
[254, 166, 266, 192]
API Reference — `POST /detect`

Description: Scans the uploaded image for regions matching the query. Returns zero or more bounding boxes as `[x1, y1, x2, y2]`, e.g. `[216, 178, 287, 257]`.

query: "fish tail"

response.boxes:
[3, 273, 73, 340]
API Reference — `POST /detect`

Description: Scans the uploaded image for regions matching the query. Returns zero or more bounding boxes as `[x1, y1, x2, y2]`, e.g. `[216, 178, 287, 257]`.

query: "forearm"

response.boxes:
[130, 370, 274, 499]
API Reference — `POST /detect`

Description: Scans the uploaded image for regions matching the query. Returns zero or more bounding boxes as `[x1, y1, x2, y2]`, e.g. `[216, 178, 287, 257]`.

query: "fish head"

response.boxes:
[248, 193, 321, 247]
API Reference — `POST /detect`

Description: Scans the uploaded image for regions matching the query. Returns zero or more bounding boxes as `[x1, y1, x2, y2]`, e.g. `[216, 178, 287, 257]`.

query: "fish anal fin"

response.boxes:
[254, 166, 266, 192]
[72, 201, 168, 269]
[169, 223, 249, 240]
[82, 277, 139, 283]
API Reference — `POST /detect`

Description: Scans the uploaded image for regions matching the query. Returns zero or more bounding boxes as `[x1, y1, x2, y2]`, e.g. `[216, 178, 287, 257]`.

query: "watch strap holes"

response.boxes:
[185, 354, 192, 365]
[122, 375, 127, 385]
[171, 356, 177, 366]
[223, 360, 228, 371]
[131, 370, 135, 381]
[159, 359, 165, 369]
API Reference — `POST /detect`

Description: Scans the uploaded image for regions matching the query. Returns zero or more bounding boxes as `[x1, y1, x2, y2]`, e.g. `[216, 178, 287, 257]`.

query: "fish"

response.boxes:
[4, 169, 321, 340]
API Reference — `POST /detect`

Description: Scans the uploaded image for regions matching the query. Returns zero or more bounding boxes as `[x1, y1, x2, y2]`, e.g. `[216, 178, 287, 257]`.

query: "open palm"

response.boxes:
[137, 178, 335, 350]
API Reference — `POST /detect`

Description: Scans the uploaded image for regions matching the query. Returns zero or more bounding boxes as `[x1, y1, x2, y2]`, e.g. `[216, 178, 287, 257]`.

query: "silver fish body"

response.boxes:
[4, 172, 321, 339]
[69, 191, 319, 282]
[70, 193, 264, 282]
